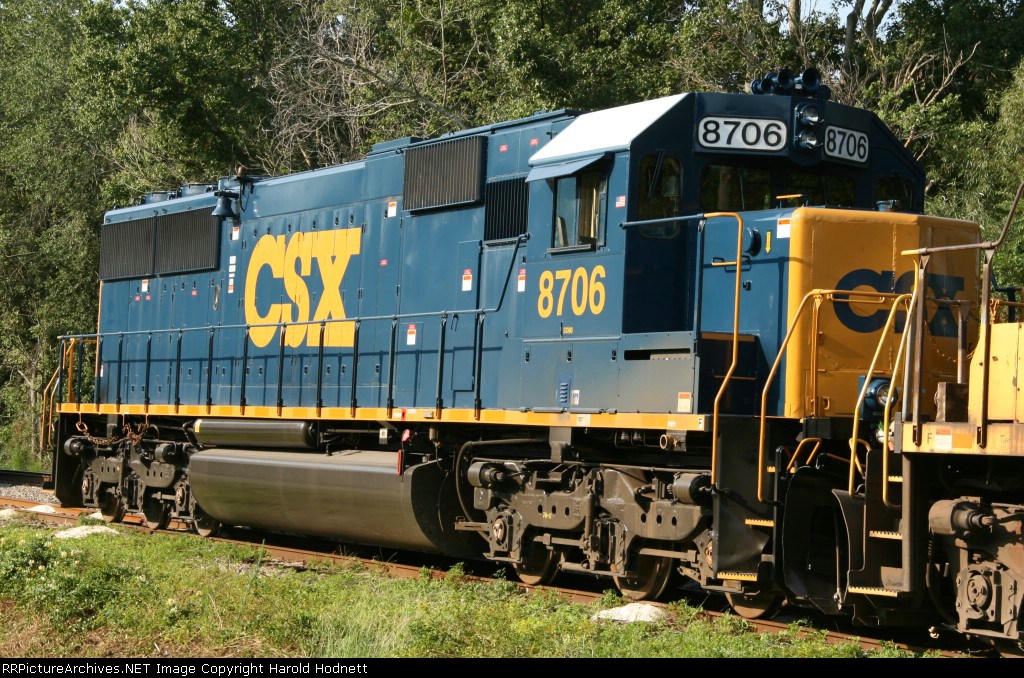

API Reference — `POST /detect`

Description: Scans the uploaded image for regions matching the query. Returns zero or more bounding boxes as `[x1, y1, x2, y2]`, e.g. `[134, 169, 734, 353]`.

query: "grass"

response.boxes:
[0, 516, 920, 658]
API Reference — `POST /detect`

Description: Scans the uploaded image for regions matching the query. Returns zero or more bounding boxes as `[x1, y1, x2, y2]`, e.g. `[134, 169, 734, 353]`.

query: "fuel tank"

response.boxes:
[188, 449, 480, 558]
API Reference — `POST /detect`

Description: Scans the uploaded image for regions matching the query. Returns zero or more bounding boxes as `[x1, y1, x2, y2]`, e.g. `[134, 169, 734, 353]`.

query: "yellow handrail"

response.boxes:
[756, 288, 905, 502]
[787, 437, 823, 473]
[705, 212, 744, 487]
[40, 362, 63, 452]
[848, 292, 914, 494]
[41, 340, 83, 452]
[880, 261, 920, 508]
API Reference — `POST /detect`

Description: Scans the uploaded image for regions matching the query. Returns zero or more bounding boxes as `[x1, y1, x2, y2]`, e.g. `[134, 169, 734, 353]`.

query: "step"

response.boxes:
[848, 585, 900, 598]
[718, 571, 759, 582]
[744, 518, 775, 527]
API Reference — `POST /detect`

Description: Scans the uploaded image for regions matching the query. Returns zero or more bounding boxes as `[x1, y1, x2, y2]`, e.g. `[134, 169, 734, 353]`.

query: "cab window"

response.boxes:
[875, 175, 913, 210]
[553, 170, 606, 249]
[700, 165, 772, 211]
[637, 154, 682, 239]
[638, 154, 681, 220]
[785, 171, 856, 207]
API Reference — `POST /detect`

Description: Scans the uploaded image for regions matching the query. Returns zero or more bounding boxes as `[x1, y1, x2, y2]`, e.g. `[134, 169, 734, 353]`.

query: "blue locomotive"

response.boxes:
[53, 68, 1012, 641]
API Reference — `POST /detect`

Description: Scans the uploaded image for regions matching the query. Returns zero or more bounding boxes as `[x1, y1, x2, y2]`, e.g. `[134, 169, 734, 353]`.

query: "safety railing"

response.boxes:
[848, 287, 915, 497]
[756, 288, 907, 502]
[704, 212, 745, 488]
[40, 340, 82, 452]
[990, 298, 1024, 323]
[900, 181, 1024, 449]
[55, 235, 528, 421]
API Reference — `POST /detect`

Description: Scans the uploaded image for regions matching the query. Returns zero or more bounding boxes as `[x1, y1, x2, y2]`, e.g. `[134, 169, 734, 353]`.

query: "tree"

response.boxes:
[0, 0, 290, 466]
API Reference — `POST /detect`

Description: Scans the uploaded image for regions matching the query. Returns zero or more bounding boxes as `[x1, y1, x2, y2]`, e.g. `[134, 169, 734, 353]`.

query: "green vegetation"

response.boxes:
[0, 517, 917, 657]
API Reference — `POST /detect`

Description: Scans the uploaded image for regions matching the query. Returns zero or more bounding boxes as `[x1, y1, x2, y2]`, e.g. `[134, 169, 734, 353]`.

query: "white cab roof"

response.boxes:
[529, 94, 686, 166]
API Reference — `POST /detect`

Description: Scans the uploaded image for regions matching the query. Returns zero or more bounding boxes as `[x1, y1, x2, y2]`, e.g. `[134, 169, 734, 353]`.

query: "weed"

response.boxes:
[0, 520, 922, 658]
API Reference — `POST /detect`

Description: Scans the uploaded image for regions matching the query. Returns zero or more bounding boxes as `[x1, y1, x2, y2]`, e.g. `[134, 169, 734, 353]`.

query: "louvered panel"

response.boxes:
[484, 177, 529, 241]
[155, 210, 220, 275]
[404, 136, 486, 211]
[98, 218, 155, 281]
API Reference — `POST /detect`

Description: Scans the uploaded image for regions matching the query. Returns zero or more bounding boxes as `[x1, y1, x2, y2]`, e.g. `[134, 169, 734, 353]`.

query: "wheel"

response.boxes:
[725, 588, 784, 619]
[192, 504, 222, 538]
[614, 555, 675, 601]
[142, 494, 171, 530]
[99, 492, 125, 524]
[513, 546, 558, 587]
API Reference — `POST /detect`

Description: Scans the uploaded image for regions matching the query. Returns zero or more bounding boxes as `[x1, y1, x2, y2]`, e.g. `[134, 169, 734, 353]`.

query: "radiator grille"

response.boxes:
[155, 210, 220, 275]
[98, 219, 155, 281]
[484, 177, 529, 241]
[99, 210, 219, 281]
[404, 136, 486, 211]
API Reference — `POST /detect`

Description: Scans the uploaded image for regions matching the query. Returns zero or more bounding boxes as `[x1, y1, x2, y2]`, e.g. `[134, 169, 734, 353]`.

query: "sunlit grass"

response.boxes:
[0, 518, 916, 658]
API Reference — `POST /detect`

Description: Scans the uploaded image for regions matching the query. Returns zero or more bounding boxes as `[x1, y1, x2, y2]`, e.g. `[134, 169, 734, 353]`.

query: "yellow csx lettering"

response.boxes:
[537, 266, 606, 319]
[244, 228, 361, 348]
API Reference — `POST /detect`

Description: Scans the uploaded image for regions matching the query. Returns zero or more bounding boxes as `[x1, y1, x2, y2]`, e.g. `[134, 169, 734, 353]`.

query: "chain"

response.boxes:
[931, 342, 975, 365]
[75, 416, 150, 447]
[75, 417, 123, 446]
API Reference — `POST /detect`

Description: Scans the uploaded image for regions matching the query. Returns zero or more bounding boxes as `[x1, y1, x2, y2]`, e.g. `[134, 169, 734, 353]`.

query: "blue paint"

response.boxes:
[84, 91, 926, 422]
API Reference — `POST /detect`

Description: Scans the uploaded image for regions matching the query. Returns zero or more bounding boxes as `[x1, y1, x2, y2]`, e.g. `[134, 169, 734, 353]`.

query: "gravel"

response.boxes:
[0, 482, 60, 506]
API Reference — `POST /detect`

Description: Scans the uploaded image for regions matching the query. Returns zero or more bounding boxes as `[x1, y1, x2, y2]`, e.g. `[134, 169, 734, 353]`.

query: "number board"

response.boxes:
[697, 116, 787, 152]
[824, 126, 869, 164]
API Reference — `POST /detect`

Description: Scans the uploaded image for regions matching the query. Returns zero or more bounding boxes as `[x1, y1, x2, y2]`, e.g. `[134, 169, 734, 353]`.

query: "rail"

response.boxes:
[755, 289, 906, 502]
[848, 290, 914, 495]
[55, 235, 528, 421]
[879, 287, 919, 508]
[899, 180, 1024, 447]
[705, 212, 744, 487]
[40, 341, 78, 452]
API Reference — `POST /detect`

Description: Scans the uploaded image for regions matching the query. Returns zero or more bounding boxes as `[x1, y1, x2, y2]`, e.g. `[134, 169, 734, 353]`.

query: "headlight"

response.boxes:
[796, 129, 819, 150]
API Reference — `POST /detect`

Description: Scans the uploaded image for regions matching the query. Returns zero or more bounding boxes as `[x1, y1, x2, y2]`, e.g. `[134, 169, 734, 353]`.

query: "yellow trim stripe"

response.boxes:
[58, 403, 709, 431]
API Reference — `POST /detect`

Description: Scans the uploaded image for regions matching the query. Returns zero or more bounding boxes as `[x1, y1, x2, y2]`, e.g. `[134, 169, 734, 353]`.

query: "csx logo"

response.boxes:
[834, 269, 964, 337]
[244, 229, 361, 348]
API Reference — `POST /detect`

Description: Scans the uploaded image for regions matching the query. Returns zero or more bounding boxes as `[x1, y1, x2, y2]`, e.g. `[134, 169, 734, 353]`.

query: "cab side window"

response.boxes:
[638, 154, 681, 220]
[553, 170, 606, 249]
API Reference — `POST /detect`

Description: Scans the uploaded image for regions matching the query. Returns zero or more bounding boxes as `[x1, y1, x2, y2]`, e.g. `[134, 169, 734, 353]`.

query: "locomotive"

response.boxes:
[48, 66, 1022, 646]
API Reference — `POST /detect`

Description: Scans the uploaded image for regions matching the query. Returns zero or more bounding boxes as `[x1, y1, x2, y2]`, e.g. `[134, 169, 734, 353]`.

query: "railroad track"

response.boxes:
[0, 495, 975, 657]
[0, 469, 49, 487]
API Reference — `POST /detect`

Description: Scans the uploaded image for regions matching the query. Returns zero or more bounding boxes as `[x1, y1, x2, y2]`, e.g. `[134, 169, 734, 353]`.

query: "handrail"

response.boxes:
[40, 342, 76, 452]
[756, 288, 906, 502]
[881, 286, 918, 508]
[705, 212, 745, 487]
[900, 180, 1024, 447]
[62, 338, 98, 407]
[848, 291, 914, 494]
[59, 233, 531, 344]
[56, 235, 530, 413]
[787, 437, 822, 473]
